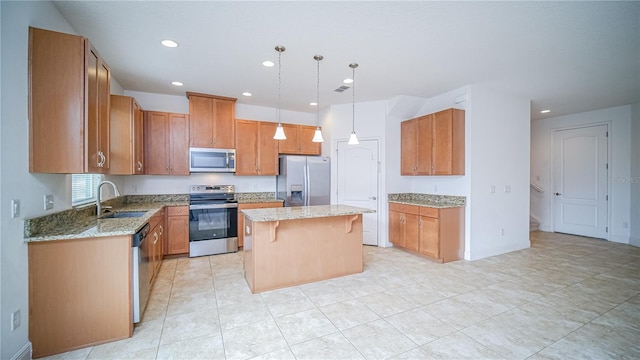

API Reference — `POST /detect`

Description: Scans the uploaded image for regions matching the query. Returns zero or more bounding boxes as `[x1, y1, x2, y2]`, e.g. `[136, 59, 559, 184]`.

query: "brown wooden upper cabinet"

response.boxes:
[145, 111, 190, 175]
[278, 124, 321, 155]
[401, 108, 465, 176]
[187, 92, 236, 149]
[235, 120, 279, 176]
[29, 27, 111, 174]
[109, 95, 145, 175]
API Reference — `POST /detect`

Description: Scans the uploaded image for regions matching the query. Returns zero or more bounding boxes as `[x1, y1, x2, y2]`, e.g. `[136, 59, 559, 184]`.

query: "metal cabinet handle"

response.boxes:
[159, 225, 163, 236]
[137, 161, 143, 171]
[97, 151, 106, 167]
[153, 232, 158, 244]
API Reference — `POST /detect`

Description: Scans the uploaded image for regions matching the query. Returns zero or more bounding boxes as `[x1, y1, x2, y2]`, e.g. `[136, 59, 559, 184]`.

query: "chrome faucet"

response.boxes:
[96, 180, 121, 217]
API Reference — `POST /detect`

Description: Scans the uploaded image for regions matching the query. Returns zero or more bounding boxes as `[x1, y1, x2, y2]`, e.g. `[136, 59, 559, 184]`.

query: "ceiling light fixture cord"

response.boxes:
[348, 63, 359, 145]
[273, 45, 287, 140]
[312, 55, 324, 142]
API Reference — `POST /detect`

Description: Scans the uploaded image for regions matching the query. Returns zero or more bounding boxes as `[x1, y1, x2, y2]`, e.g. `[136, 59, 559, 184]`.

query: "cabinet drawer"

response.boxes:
[419, 207, 439, 218]
[167, 206, 189, 216]
[389, 202, 420, 215]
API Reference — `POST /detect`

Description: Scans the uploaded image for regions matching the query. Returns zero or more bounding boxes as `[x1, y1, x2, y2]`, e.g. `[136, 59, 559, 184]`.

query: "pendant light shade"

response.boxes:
[348, 63, 359, 145]
[312, 55, 324, 143]
[273, 45, 287, 140]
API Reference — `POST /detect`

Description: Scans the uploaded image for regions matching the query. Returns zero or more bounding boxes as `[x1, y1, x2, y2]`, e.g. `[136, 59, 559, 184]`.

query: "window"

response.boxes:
[71, 174, 102, 206]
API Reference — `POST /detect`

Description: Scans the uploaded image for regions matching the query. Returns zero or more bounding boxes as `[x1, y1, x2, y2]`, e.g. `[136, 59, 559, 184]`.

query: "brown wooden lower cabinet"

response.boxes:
[389, 202, 464, 263]
[165, 206, 189, 255]
[238, 201, 283, 247]
[28, 236, 133, 358]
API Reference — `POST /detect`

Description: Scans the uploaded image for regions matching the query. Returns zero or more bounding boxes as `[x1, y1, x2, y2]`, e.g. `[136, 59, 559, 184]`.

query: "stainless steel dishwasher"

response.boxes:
[132, 223, 151, 323]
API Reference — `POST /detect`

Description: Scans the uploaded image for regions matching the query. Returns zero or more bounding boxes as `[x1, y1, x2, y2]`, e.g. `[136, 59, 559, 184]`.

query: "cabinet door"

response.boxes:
[155, 223, 164, 274]
[277, 123, 300, 154]
[400, 120, 417, 175]
[97, 58, 111, 171]
[416, 115, 433, 175]
[235, 120, 259, 175]
[145, 112, 170, 175]
[389, 211, 405, 247]
[298, 125, 321, 155]
[189, 95, 214, 148]
[433, 108, 465, 175]
[213, 99, 235, 149]
[166, 207, 189, 255]
[133, 101, 145, 174]
[404, 213, 420, 252]
[86, 46, 102, 173]
[29, 27, 85, 173]
[258, 122, 279, 175]
[169, 113, 190, 175]
[419, 216, 439, 259]
[433, 110, 453, 175]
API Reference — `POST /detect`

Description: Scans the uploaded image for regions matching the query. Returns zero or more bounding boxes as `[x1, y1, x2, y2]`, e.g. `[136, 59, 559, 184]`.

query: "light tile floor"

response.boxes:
[43, 231, 640, 360]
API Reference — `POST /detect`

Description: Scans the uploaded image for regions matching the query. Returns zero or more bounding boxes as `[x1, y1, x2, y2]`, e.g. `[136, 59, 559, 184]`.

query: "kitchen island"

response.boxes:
[241, 205, 375, 293]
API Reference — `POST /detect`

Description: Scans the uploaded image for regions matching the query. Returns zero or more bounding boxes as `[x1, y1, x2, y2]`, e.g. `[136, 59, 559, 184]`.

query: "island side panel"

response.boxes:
[243, 216, 255, 291]
[28, 236, 133, 358]
[248, 215, 363, 293]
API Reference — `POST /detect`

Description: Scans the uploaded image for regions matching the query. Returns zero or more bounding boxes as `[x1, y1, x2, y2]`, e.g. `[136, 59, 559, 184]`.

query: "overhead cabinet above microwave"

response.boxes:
[187, 92, 237, 150]
[29, 27, 111, 174]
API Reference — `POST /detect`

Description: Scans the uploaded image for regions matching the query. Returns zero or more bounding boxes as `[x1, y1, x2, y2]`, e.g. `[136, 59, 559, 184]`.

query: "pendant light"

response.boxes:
[312, 55, 324, 142]
[273, 45, 287, 140]
[348, 63, 359, 145]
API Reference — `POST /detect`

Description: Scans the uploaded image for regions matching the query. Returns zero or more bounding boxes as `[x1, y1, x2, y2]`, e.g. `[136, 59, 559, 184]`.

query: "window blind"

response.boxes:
[71, 174, 102, 206]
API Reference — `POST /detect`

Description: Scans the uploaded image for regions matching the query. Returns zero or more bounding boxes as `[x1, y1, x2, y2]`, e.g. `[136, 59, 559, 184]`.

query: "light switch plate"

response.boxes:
[11, 200, 20, 218]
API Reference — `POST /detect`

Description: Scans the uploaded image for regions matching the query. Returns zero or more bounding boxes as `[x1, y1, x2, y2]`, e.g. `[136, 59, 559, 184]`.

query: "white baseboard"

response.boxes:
[630, 236, 640, 247]
[11, 342, 31, 360]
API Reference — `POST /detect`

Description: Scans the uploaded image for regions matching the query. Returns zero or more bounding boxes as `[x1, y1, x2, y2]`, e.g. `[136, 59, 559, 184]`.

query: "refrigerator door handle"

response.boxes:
[304, 164, 310, 206]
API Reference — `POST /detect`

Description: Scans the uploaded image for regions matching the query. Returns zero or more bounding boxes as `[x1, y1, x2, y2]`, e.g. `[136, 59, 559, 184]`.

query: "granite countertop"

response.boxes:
[24, 195, 189, 242]
[235, 192, 283, 204]
[388, 193, 466, 208]
[242, 205, 375, 222]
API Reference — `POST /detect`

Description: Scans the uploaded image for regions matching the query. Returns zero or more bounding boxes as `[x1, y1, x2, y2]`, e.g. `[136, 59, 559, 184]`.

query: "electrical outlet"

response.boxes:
[490, 185, 496, 194]
[44, 194, 54, 210]
[505, 185, 511, 193]
[500, 228, 505, 236]
[11, 309, 20, 331]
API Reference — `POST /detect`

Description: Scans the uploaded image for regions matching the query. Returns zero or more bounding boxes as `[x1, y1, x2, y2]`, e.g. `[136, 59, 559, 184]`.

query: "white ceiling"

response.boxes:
[52, 1, 639, 120]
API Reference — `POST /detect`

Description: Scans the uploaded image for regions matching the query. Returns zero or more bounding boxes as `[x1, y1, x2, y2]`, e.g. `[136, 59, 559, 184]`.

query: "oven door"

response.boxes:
[189, 203, 238, 241]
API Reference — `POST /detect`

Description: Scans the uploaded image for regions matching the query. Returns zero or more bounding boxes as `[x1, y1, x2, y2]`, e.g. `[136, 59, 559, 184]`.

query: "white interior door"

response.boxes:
[337, 139, 379, 246]
[553, 125, 608, 239]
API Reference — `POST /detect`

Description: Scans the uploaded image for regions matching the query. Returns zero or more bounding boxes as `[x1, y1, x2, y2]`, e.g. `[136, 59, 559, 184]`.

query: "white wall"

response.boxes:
[467, 84, 531, 259]
[631, 103, 640, 246]
[531, 105, 633, 244]
[0, 2, 80, 358]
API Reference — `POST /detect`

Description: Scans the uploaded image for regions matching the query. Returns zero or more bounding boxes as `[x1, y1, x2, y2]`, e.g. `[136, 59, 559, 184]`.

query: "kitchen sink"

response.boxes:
[101, 211, 148, 219]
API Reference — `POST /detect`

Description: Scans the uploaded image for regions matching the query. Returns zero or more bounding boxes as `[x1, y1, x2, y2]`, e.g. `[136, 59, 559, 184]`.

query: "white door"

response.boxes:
[553, 125, 608, 239]
[337, 139, 379, 246]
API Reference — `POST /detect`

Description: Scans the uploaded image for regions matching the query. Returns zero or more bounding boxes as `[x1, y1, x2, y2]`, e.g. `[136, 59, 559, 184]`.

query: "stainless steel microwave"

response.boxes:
[189, 148, 235, 173]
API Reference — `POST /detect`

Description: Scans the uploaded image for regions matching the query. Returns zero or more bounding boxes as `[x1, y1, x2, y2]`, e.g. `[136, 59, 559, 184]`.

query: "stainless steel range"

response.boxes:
[189, 185, 238, 257]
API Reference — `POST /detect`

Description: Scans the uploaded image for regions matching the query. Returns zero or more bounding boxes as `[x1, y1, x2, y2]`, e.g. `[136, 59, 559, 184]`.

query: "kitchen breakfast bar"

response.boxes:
[241, 205, 375, 293]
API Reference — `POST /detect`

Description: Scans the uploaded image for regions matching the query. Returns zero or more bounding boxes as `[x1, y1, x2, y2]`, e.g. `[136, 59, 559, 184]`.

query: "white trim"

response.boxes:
[11, 342, 31, 360]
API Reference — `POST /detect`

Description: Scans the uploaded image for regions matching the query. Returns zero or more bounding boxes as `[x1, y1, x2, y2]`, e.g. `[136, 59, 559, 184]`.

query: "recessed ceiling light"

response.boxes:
[310, 102, 318, 106]
[262, 60, 275, 67]
[161, 39, 179, 48]
[540, 109, 551, 114]
[171, 81, 183, 86]
[343, 78, 354, 84]
[242, 92, 252, 97]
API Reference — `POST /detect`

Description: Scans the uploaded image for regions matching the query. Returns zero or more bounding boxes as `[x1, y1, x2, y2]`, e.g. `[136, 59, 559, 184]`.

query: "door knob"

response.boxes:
[555, 192, 561, 196]
[369, 196, 377, 200]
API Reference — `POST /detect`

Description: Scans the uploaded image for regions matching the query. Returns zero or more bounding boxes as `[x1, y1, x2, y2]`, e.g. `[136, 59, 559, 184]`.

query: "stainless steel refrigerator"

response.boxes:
[277, 155, 331, 207]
